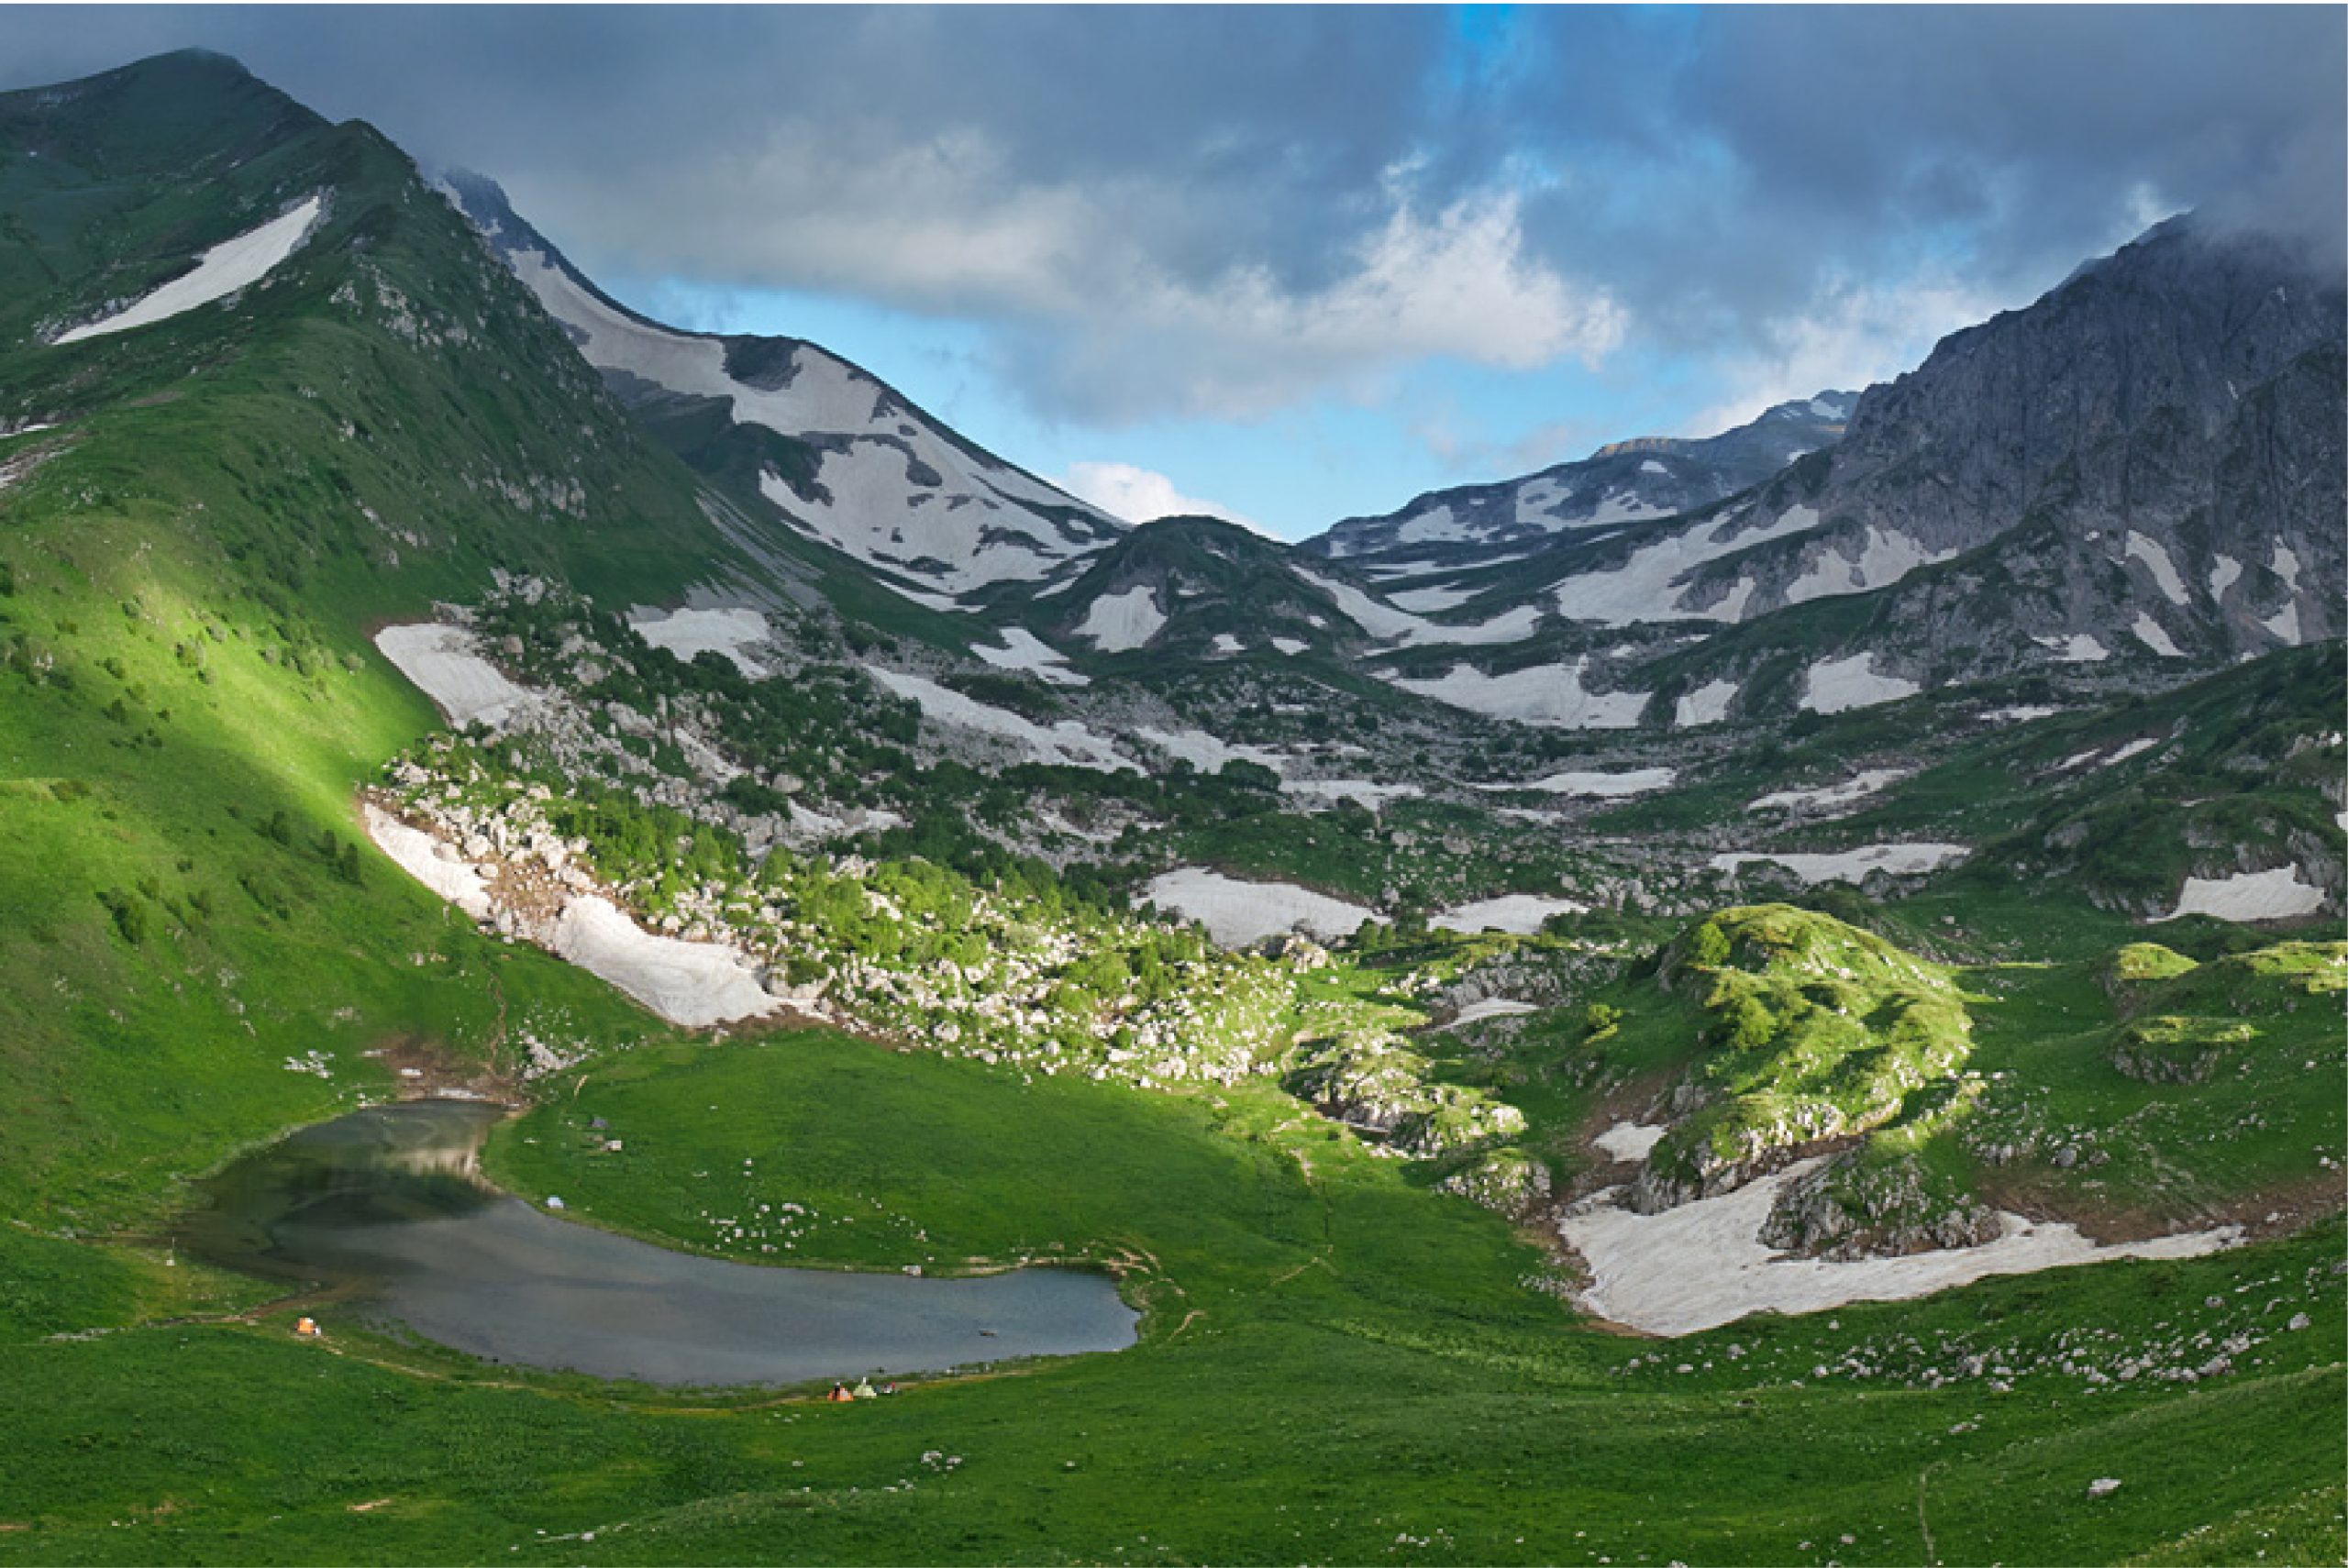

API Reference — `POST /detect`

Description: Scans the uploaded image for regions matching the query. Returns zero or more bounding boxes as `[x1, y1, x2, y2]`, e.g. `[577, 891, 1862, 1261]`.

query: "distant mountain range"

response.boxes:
[1304, 391, 1857, 570]
[444, 173, 2341, 724]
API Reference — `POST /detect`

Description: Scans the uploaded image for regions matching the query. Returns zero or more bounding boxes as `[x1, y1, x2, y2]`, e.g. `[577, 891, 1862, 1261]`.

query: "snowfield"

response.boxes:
[1550, 502, 1823, 627]
[1144, 868, 1381, 948]
[1282, 778, 1423, 812]
[1132, 726, 1290, 774]
[1560, 1150, 2237, 1336]
[58, 194, 324, 344]
[627, 606, 771, 677]
[1446, 999, 1539, 1027]
[1476, 767, 1677, 799]
[1746, 769, 1906, 814]
[2124, 531, 2190, 605]
[2036, 633, 2111, 664]
[1675, 679, 1740, 728]
[1433, 893, 1589, 934]
[549, 897, 779, 1028]
[1783, 528, 1952, 606]
[1593, 1121, 1666, 1163]
[2132, 613, 2185, 657]
[865, 668, 1135, 772]
[2155, 867, 2327, 923]
[1074, 584, 1168, 652]
[972, 628, 1089, 687]
[359, 815, 778, 1029]
[1800, 653, 1920, 714]
[1711, 844, 1968, 884]
[374, 624, 541, 729]
[363, 804, 492, 920]
[1390, 659, 1646, 728]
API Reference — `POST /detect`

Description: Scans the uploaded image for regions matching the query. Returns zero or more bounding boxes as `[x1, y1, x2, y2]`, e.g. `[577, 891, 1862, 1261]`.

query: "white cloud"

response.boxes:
[560, 149, 1624, 423]
[1058, 462, 1268, 534]
[1068, 187, 1627, 419]
[1683, 271, 2012, 436]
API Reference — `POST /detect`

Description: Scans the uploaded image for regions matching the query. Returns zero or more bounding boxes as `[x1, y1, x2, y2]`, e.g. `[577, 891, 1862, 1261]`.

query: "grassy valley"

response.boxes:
[0, 46, 2339, 1568]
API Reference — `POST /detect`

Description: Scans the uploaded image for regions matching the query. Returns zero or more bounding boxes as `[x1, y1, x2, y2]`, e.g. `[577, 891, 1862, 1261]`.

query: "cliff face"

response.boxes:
[1652, 217, 2344, 688]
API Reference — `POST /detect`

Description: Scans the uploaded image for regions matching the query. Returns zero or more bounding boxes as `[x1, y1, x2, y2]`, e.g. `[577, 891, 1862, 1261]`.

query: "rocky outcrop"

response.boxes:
[1282, 1032, 1526, 1157]
[1757, 1150, 2001, 1259]
[1657, 217, 2344, 695]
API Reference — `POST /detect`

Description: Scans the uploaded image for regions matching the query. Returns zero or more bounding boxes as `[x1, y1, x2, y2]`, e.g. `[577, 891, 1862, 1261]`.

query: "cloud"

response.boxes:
[995, 185, 1626, 422]
[1058, 462, 1267, 535]
[1682, 272, 2010, 437]
[0, 6, 2336, 438]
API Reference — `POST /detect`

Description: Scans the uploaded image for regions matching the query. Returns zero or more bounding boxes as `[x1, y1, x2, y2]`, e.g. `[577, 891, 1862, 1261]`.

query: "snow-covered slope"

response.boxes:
[1309, 392, 1855, 569]
[443, 173, 1121, 603]
[56, 193, 324, 344]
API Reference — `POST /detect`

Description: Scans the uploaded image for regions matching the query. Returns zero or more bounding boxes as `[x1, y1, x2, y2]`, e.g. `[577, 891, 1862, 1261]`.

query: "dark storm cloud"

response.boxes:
[0, 6, 2338, 423]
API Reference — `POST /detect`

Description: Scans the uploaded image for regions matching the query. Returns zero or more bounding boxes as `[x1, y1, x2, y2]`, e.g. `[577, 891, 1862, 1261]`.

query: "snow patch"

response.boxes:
[2034, 634, 2110, 664]
[1390, 660, 1645, 728]
[1559, 1159, 2236, 1336]
[1389, 583, 1476, 613]
[1676, 679, 1739, 728]
[1074, 584, 1167, 653]
[1282, 778, 1423, 812]
[1746, 769, 1905, 814]
[362, 804, 491, 920]
[2123, 532, 2189, 606]
[1433, 893, 1588, 934]
[1554, 503, 1825, 627]
[1782, 529, 1953, 606]
[1269, 636, 1309, 657]
[866, 667, 1134, 772]
[57, 195, 323, 344]
[1711, 844, 1968, 884]
[1447, 999, 1540, 1028]
[1476, 767, 1677, 799]
[1133, 726, 1289, 774]
[374, 624, 540, 729]
[628, 606, 770, 677]
[2272, 543, 2302, 593]
[2154, 867, 2326, 923]
[2264, 602, 2303, 646]
[1144, 868, 1379, 948]
[2131, 613, 2184, 658]
[2209, 555, 2243, 602]
[1594, 1121, 1665, 1163]
[972, 627, 1089, 687]
[1984, 705, 2061, 724]
[1800, 653, 1920, 714]
[548, 896, 778, 1028]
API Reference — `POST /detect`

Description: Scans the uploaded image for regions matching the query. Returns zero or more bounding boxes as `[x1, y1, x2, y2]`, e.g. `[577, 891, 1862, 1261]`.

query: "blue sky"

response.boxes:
[3, 6, 2340, 538]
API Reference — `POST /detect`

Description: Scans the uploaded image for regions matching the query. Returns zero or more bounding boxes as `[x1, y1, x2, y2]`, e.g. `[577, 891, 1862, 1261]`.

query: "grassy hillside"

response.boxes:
[0, 52, 762, 1230]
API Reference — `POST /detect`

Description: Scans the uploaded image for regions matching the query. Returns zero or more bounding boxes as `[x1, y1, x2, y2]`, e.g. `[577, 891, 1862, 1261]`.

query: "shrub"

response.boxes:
[95, 888, 147, 944]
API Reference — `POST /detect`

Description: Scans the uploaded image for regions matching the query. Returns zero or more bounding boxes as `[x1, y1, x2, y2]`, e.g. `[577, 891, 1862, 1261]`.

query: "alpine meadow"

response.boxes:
[0, 18, 2342, 1568]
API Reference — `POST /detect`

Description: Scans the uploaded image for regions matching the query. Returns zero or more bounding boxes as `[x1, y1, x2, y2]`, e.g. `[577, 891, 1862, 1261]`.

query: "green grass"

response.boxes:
[4, 1033, 2341, 1565]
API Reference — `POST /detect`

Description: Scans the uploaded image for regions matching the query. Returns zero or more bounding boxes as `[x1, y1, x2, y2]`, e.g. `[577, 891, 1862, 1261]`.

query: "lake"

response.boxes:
[177, 1099, 1138, 1387]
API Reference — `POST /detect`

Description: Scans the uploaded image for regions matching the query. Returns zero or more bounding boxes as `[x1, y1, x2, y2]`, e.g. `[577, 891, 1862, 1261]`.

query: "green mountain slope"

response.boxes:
[0, 51, 773, 1226]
